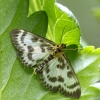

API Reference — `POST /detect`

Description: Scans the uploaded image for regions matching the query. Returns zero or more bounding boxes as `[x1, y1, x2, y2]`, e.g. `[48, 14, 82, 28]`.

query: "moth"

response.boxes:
[11, 29, 81, 98]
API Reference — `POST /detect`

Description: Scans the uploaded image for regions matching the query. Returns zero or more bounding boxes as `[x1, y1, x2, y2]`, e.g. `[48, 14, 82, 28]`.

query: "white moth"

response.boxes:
[11, 29, 81, 98]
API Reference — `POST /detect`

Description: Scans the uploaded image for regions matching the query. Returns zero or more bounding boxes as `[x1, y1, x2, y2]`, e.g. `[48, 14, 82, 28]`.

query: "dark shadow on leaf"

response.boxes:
[27, 10, 48, 37]
[65, 44, 81, 62]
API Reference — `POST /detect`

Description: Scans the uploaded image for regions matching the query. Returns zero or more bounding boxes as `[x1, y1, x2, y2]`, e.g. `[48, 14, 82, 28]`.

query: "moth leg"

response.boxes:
[34, 62, 46, 74]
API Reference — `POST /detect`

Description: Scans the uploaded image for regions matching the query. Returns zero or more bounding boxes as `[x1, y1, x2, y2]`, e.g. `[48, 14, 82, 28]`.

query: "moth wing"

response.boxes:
[40, 54, 81, 98]
[11, 29, 55, 68]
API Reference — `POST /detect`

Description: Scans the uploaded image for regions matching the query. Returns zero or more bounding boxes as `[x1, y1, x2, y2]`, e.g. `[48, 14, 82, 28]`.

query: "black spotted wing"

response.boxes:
[11, 29, 55, 68]
[40, 54, 81, 98]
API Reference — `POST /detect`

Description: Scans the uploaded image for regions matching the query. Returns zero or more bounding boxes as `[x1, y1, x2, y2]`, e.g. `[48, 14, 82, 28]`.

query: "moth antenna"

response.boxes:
[66, 48, 83, 51]
[60, 25, 66, 43]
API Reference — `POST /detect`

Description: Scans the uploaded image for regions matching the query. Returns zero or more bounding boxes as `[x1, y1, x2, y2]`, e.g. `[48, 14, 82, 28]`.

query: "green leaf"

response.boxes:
[0, 0, 48, 100]
[64, 46, 100, 100]
[43, 1, 81, 47]
[29, 0, 81, 47]
[1, 0, 100, 100]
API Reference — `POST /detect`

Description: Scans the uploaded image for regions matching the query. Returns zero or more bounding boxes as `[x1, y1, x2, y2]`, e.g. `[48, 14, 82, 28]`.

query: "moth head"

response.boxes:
[61, 44, 66, 49]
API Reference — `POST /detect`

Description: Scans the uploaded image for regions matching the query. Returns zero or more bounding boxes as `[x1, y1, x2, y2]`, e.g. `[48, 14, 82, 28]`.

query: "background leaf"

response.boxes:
[29, 0, 81, 47]
[0, 0, 48, 100]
